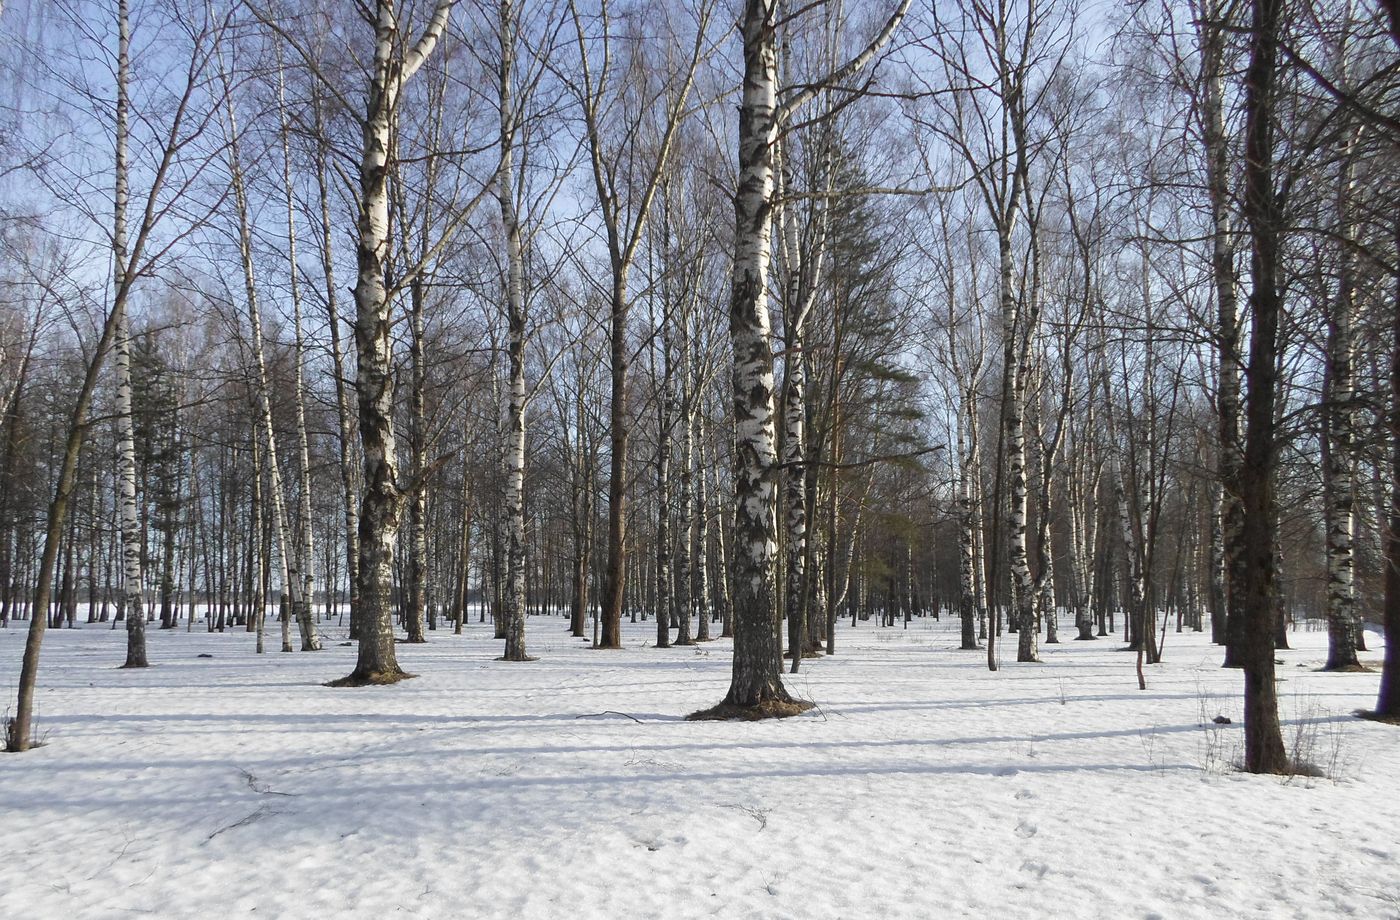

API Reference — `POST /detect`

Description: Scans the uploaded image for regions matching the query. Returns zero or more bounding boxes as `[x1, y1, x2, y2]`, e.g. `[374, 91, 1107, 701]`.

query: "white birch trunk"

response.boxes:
[654, 314, 675, 649]
[717, 0, 792, 709]
[694, 407, 711, 641]
[1002, 228, 1037, 664]
[498, 0, 530, 661]
[1194, 0, 1246, 662]
[114, 0, 146, 669]
[674, 305, 695, 646]
[312, 88, 361, 642]
[221, 79, 316, 654]
[279, 61, 319, 649]
[956, 383, 981, 650]
[339, 0, 452, 684]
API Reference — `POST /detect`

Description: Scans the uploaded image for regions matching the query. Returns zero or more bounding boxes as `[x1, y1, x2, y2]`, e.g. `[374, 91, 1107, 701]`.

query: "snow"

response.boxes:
[1, 615, 1397, 919]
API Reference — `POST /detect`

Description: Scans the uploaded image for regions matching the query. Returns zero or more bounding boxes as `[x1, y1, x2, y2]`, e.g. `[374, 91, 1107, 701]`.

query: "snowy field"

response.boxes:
[1, 615, 1396, 920]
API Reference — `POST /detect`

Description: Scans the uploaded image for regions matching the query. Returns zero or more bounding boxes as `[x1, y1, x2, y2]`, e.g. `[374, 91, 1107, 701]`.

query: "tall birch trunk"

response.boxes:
[694, 408, 712, 641]
[279, 61, 318, 647]
[251, 434, 267, 653]
[654, 318, 674, 649]
[497, 0, 531, 662]
[675, 316, 695, 647]
[957, 381, 981, 650]
[701, 0, 799, 713]
[1002, 233, 1036, 664]
[776, 131, 830, 668]
[313, 88, 361, 641]
[406, 275, 429, 644]
[1195, 0, 1246, 664]
[1069, 445, 1096, 641]
[222, 78, 317, 653]
[1320, 114, 1361, 670]
[337, 0, 453, 685]
[569, 379, 591, 639]
[114, 0, 146, 669]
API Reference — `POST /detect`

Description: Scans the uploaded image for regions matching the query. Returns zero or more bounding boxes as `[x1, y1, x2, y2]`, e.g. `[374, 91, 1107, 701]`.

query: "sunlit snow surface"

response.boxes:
[2, 614, 1396, 919]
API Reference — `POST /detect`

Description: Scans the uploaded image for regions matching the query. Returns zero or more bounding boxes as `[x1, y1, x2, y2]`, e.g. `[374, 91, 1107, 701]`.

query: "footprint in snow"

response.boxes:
[1018, 860, 1048, 880]
[1015, 821, 1038, 839]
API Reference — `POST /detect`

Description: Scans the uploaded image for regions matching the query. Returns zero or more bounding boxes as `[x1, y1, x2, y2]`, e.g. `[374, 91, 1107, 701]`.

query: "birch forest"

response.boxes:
[2, 0, 1399, 785]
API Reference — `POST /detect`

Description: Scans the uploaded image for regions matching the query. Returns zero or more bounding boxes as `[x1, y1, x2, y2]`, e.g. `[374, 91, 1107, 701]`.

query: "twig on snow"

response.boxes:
[575, 711, 644, 723]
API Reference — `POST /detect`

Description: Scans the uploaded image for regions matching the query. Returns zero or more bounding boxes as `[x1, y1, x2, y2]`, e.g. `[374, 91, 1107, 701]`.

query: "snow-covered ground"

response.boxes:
[1, 614, 1396, 919]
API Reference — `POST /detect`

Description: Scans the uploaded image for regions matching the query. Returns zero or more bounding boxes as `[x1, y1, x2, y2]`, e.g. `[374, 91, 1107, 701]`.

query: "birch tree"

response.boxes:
[1192, 0, 1248, 663]
[693, 0, 909, 717]
[329, 0, 468, 684]
[113, 0, 147, 669]
[1319, 7, 1364, 670]
[219, 56, 319, 653]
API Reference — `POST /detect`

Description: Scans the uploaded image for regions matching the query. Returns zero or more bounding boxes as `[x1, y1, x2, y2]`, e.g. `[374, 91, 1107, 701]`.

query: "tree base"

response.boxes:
[1356, 709, 1400, 725]
[1319, 663, 1372, 673]
[686, 698, 815, 721]
[118, 661, 149, 669]
[496, 655, 539, 662]
[325, 668, 417, 687]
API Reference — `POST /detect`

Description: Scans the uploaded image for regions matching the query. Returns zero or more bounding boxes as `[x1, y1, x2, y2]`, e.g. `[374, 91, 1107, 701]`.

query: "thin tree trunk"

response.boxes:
[279, 60, 319, 651]
[497, 0, 531, 661]
[113, 1, 146, 669]
[1196, 0, 1247, 666]
[1320, 115, 1361, 670]
[313, 88, 361, 642]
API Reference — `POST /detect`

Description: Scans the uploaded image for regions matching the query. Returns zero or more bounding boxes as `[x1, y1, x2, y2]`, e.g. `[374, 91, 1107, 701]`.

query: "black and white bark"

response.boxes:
[337, 0, 455, 685]
[114, 0, 146, 670]
[1320, 34, 1362, 671]
[1192, 0, 1247, 663]
[704, 0, 908, 713]
[220, 67, 318, 653]
[278, 59, 319, 648]
[311, 85, 361, 642]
